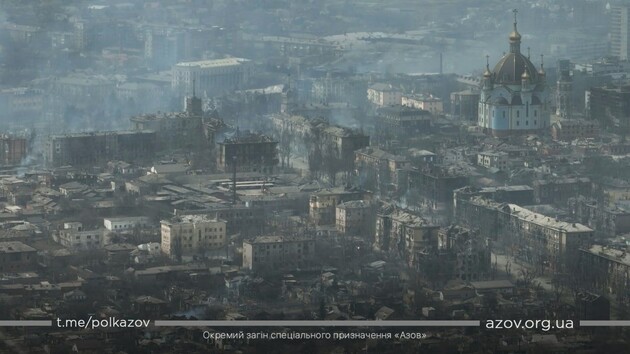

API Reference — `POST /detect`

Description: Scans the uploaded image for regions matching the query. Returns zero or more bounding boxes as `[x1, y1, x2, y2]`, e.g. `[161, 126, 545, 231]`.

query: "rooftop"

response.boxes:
[583, 244, 630, 267]
[0, 241, 36, 253]
[175, 58, 250, 69]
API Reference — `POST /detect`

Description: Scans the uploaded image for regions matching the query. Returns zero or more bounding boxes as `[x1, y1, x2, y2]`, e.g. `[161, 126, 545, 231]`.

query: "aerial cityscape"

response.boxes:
[1, 0, 630, 352]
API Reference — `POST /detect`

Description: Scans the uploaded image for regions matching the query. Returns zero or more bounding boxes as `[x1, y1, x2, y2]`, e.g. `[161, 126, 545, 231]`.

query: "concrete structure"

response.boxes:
[453, 185, 535, 211]
[456, 196, 594, 272]
[376, 105, 431, 139]
[309, 188, 366, 226]
[476, 151, 509, 171]
[579, 244, 630, 305]
[555, 59, 573, 119]
[242, 235, 315, 272]
[172, 58, 253, 96]
[533, 177, 591, 205]
[611, 4, 630, 60]
[57, 222, 106, 251]
[46, 131, 156, 167]
[402, 94, 443, 114]
[375, 206, 439, 267]
[587, 85, 630, 130]
[437, 226, 491, 281]
[450, 90, 480, 122]
[335, 200, 374, 238]
[104, 217, 152, 233]
[160, 215, 227, 260]
[0, 135, 28, 166]
[0, 241, 37, 272]
[367, 83, 402, 107]
[551, 119, 599, 141]
[407, 166, 469, 212]
[130, 96, 203, 151]
[216, 132, 278, 173]
[478, 11, 550, 137]
[354, 147, 410, 193]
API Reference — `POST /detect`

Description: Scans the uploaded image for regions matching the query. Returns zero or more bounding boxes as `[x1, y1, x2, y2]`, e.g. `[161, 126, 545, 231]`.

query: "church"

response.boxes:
[478, 10, 550, 137]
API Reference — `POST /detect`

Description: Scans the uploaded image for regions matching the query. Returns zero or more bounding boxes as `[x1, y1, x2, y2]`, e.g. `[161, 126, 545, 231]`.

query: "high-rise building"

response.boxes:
[478, 10, 550, 137]
[611, 4, 630, 60]
[556, 59, 573, 119]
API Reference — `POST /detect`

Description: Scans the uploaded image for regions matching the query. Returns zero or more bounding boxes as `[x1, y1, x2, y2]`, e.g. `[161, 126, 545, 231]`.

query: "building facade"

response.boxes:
[242, 235, 315, 272]
[172, 58, 253, 96]
[46, 131, 156, 167]
[160, 215, 227, 260]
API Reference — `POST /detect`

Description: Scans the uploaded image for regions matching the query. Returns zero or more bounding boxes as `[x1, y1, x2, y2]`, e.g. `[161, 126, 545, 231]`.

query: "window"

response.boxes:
[526, 121, 529, 126]
[516, 110, 520, 118]
[516, 121, 520, 126]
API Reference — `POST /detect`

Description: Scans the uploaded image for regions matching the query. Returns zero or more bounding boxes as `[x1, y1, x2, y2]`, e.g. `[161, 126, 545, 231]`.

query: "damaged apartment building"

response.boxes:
[455, 196, 594, 272]
[216, 131, 279, 173]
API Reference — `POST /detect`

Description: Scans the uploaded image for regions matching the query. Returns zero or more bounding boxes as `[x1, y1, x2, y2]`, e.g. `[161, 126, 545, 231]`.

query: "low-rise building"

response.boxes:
[104, 217, 153, 233]
[242, 235, 315, 272]
[0, 241, 37, 272]
[477, 151, 509, 171]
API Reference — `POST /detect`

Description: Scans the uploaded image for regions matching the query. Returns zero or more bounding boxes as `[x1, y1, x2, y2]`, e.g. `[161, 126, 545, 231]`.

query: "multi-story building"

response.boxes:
[402, 94, 443, 114]
[407, 165, 469, 212]
[160, 215, 227, 260]
[242, 235, 315, 272]
[57, 222, 106, 251]
[587, 85, 630, 130]
[130, 95, 204, 151]
[354, 147, 410, 193]
[453, 185, 535, 212]
[450, 89, 480, 122]
[335, 200, 374, 238]
[0, 135, 28, 166]
[46, 131, 156, 167]
[611, 4, 630, 60]
[309, 188, 367, 226]
[172, 58, 253, 97]
[367, 83, 402, 107]
[375, 206, 439, 267]
[437, 226, 492, 282]
[0, 241, 37, 272]
[320, 126, 370, 171]
[375, 105, 432, 140]
[551, 119, 599, 141]
[478, 12, 550, 137]
[568, 196, 630, 236]
[216, 132, 278, 173]
[556, 59, 573, 119]
[455, 196, 594, 272]
[476, 151, 509, 171]
[579, 245, 630, 305]
[533, 177, 591, 205]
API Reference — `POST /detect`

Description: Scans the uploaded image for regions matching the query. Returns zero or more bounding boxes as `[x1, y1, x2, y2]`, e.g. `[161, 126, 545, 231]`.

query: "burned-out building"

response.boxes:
[0, 134, 28, 166]
[309, 188, 367, 226]
[437, 225, 492, 281]
[456, 196, 594, 272]
[216, 132, 278, 173]
[407, 165, 469, 212]
[375, 205, 439, 267]
[375, 105, 432, 141]
[533, 177, 591, 205]
[130, 95, 204, 151]
[354, 147, 410, 194]
[46, 131, 156, 167]
[242, 235, 315, 273]
[568, 196, 630, 236]
[454, 185, 535, 210]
